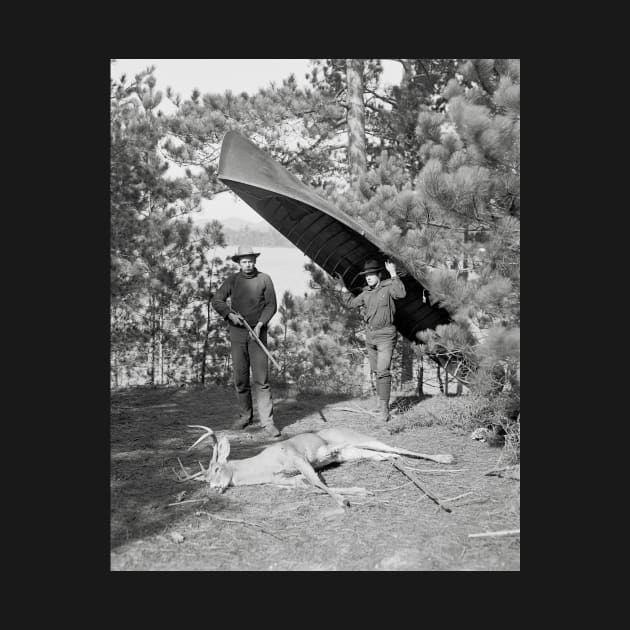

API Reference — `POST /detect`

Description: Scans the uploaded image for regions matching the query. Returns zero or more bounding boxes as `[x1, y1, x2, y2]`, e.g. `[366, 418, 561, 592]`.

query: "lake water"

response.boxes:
[211, 246, 315, 301]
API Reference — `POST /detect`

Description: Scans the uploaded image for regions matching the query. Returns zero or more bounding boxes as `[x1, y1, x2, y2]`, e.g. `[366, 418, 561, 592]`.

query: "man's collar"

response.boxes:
[239, 267, 258, 278]
[366, 278, 391, 291]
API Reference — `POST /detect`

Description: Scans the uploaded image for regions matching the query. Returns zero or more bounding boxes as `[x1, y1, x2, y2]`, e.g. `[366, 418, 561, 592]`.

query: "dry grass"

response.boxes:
[111, 386, 520, 571]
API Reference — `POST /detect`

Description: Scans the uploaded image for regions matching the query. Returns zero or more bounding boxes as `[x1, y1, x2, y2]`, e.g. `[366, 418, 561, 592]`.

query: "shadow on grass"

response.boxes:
[390, 393, 434, 413]
[110, 384, 353, 550]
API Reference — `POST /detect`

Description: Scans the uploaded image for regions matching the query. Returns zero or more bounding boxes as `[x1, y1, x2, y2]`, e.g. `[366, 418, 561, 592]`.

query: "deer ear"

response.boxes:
[216, 436, 231, 463]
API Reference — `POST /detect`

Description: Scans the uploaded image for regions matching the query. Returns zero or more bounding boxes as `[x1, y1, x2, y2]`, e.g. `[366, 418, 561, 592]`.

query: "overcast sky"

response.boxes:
[111, 59, 403, 225]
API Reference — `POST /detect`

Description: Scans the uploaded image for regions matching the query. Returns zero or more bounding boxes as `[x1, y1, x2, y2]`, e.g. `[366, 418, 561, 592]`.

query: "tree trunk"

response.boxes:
[460, 227, 470, 281]
[444, 361, 449, 395]
[282, 322, 287, 382]
[400, 59, 415, 91]
[149, 295, 156, 386]
[417, 354, 424, 398]
[400, 337, 414, 386]
[113, 349, 119, 388]
[346, 59, 367, 189]
[200, 296, 211, 385]
[159, 307, 164, 385]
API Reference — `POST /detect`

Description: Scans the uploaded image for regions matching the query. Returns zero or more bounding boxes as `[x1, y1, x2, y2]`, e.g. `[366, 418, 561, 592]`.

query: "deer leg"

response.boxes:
[338, 446, 400, 462]
[267, 477, 310, 490]
[289, 456, 350, 507]
[347, 439, 454, 465]
[317, 429, 454, 464]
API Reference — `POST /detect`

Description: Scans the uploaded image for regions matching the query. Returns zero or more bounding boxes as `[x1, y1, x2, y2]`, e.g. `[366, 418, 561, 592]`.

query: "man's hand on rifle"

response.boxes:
[228, 312, 245, 326]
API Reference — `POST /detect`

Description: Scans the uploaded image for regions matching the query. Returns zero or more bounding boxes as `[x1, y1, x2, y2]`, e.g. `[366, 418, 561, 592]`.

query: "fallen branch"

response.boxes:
[468, 529, 520, 538]
[391, 461, 452, 513]
[166, 498, 208, 507]
[194, 510, 283, 540]
[442, 492, 473, 503]
[406, 467, 469, 474]
[372, 481, 413, 493]
[350, 403, 379, 416]
[483, 465, 520, 477]
[331, 405, 379, 418]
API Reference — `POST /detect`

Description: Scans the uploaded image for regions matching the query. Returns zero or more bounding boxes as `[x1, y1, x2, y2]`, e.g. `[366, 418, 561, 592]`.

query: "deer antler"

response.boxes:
[187, 425, 218, 450]
[172, 457, 207, 482]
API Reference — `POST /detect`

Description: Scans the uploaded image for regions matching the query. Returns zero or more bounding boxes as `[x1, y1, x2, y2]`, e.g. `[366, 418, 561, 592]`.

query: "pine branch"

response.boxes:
[282, 134, 330, 166]
[363, 86, 397, 106]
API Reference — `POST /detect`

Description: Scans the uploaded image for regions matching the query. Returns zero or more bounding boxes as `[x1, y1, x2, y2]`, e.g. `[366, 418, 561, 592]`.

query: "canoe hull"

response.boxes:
[218, 131, 451, 341]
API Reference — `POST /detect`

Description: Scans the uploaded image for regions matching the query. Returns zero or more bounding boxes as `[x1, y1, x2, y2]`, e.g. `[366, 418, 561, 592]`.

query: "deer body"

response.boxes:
[175, 425, 454, 507]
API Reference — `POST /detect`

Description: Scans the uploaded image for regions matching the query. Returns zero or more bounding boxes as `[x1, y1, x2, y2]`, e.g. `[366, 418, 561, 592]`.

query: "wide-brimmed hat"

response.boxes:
[231, 245, 261, 262]
[358, 258, 384, 275]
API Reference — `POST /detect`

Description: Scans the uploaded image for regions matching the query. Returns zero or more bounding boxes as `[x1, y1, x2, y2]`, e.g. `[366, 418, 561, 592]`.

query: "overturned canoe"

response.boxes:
[217, 131, 451, 342]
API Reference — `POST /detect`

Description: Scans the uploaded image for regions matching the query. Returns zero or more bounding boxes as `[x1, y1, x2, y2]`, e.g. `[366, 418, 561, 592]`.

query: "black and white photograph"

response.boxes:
[110, 58, 520, 571]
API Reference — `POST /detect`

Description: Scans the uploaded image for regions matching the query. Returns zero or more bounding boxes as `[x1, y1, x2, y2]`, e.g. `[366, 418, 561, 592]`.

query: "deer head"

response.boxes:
[186, 425, 233, 492]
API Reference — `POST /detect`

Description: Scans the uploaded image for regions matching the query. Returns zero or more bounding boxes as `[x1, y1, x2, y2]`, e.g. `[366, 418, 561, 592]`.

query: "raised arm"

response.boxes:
[384, 261, 406, 299]
[335, 273, 364, 308]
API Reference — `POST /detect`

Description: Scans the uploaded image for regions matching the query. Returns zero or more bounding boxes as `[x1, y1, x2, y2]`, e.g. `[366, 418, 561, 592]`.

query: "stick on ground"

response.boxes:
[468, 529, 520, 538]
[166, 498, 209, 507]
[331, 405, 379, 418]
[406, 467, 469, 474]
[442, 492, 473, 503]
[194, 510, 283, 541]
[483, 465, 520, 477]
[391, 461, 452, 513]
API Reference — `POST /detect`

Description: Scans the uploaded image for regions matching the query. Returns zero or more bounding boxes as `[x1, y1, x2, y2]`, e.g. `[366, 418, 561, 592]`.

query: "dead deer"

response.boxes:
[173, 425, 455, 507]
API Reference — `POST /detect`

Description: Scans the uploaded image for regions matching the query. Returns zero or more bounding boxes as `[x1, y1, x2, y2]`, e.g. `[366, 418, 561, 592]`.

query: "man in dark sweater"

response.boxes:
[336, 258, 406, 422]
[211, 246, 280, 437]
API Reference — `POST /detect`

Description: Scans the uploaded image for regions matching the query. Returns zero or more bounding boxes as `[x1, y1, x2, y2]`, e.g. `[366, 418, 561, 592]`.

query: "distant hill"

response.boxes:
[224, 225, 292, 247]
[193, 214, 293, 247]
[216, 219, 293, 248]
[220, 217, 262, 230]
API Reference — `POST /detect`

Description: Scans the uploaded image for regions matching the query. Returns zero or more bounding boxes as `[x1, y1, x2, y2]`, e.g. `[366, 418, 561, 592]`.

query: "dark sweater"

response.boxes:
[211, 269, 277, 326]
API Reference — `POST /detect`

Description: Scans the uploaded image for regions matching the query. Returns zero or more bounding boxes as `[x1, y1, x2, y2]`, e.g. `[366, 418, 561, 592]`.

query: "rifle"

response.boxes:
[229, 308, 281, 371]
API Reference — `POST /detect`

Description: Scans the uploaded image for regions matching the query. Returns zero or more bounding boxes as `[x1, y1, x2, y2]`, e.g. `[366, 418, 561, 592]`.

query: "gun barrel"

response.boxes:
[231, 309, 281, 371]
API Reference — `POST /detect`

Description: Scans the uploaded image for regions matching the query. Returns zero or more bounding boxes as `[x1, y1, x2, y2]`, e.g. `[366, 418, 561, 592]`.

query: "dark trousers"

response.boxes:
[366, 325, 397, 401]
[229, 325, 274, 426]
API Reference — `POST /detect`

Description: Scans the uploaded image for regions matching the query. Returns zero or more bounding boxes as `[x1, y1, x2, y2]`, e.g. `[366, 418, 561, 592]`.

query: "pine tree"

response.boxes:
[315, 60, 520, 398]
[346, 59, 367, 189]
[110, 63, 228, 387]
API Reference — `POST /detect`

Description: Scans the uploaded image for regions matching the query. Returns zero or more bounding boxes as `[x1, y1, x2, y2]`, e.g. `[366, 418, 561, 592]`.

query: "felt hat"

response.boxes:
[231, 245, 261, 262]
[358, 258, 384, 275]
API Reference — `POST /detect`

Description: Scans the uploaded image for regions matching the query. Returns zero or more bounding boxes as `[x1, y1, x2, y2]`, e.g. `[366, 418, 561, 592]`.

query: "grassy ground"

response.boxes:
[110, 384, 520, 571]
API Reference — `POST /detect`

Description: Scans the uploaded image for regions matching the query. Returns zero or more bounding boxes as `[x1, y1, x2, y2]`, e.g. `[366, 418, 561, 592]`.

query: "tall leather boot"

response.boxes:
[375, 378, 391, 422]
[377, 399, 391, 422]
